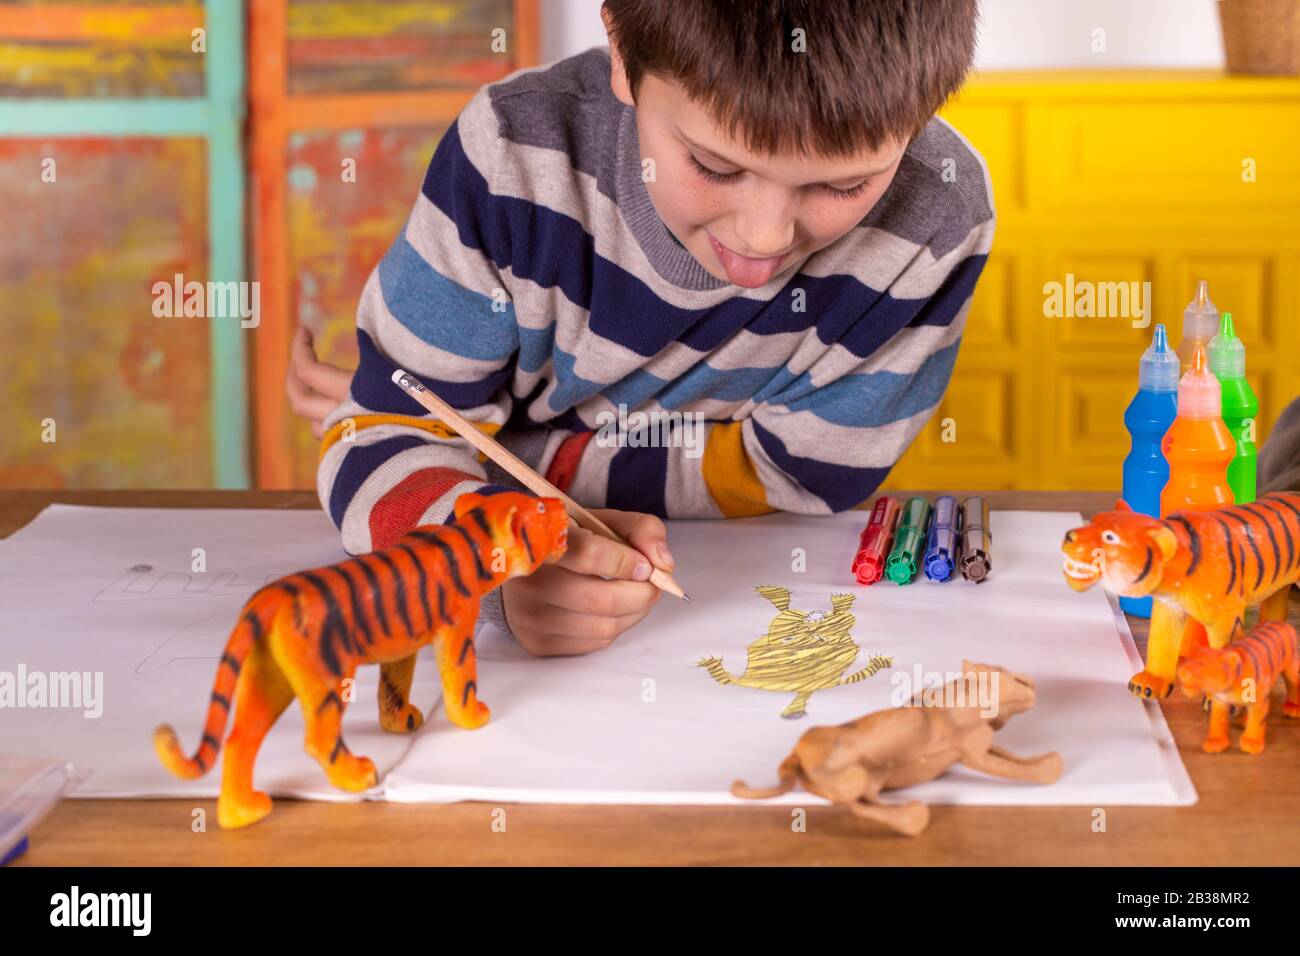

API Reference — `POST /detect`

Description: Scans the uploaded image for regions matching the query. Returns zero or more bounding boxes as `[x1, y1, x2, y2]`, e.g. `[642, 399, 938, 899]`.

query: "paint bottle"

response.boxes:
[1160, 344, 1234, 519]
[1120, 323, 1180, 618]
[1176, 280, 1218, 372]
[1208, 312, 1258, 506]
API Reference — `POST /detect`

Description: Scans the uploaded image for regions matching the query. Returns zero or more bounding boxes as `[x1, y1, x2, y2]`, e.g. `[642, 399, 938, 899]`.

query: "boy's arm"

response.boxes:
[556, 221, 993, 518]
[317, 95, 522, 557]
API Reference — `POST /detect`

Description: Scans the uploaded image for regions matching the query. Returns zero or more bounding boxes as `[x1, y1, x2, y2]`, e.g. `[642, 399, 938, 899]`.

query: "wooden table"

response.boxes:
[5, 489, 1296, 866]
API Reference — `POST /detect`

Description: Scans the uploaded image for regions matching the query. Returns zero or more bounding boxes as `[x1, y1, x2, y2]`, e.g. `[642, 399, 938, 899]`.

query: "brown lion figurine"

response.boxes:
[732, 662, 1062, 835]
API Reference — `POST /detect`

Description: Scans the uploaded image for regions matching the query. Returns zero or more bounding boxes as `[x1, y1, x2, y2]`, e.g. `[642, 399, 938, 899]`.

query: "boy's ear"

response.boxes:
[453, 492, 486, 520]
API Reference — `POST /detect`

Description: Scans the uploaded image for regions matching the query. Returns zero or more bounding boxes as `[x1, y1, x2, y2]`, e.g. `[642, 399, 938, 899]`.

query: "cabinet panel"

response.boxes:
[1029, 100, 1300, 210]
[962, 254, 1015, 348]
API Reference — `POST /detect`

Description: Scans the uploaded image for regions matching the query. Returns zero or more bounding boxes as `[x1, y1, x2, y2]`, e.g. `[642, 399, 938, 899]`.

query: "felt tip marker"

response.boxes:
[852, 496, 902, 585]
[959, 497, 992, 583]
[923, 495, 960, 583]
[886, 497, 932, 585]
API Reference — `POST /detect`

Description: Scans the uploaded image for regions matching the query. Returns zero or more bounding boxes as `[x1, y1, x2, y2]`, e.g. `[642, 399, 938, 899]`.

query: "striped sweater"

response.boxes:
[318, 47, 994, 630]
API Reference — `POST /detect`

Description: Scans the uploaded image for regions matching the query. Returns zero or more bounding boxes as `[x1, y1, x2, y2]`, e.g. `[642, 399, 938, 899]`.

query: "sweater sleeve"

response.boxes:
[317, 90, 526, 584]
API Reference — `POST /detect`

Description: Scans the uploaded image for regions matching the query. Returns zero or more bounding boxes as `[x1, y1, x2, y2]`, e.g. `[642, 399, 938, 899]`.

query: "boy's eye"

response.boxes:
[822, 180, 869, 200]
[687, 152, 741, 184]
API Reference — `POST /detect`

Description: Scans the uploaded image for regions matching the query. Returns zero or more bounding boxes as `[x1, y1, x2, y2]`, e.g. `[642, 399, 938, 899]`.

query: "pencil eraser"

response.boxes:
[391, 369, 407, 385]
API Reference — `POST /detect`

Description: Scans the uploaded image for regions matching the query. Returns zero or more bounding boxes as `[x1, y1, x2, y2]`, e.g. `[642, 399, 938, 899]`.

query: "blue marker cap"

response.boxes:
[923, 496, 959, 583]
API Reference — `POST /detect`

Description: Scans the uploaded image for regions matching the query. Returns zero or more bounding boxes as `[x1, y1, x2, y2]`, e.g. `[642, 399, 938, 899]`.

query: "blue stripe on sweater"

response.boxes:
[751, 420, 889, 513]
[352, 329, 513, 413]
[377, 232, 517, 361]
[774, 341, 960, 428]
[328, 434, 427, 530]
[607, 443, 669, 517]
[422, 120, 982, 364]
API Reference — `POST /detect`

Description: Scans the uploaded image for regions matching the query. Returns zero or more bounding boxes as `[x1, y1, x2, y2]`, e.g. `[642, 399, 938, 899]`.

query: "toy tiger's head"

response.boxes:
[1177, 650, 1236, 697]
[1061, 500, 1178, 597]
[453, 491, 569, 579]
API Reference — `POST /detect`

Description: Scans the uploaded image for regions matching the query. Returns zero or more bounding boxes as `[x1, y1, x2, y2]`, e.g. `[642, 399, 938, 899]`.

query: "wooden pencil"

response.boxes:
[390, 368, 690, 601]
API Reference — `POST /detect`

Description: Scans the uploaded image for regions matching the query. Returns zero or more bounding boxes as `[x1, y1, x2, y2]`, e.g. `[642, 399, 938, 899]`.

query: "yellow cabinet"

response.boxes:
[887, 71, 1300, 491]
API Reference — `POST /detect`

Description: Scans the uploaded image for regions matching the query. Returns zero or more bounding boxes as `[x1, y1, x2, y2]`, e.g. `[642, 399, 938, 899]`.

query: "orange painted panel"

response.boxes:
[0, 2, 207, 98]
[0, 137, 212, 487]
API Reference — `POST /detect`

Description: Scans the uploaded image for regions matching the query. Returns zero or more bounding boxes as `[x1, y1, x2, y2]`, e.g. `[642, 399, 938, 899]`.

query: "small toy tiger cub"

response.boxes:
[1177, 621, 1300, 755]
[155, 491, 568, 828]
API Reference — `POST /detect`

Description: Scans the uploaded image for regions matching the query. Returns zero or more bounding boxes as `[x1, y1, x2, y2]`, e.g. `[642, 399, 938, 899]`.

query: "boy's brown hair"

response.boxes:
[602, 0, 979, 157]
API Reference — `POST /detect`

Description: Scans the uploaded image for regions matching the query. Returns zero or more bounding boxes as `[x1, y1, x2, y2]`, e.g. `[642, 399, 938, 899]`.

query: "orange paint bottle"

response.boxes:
[1160, 344, 1235, 516]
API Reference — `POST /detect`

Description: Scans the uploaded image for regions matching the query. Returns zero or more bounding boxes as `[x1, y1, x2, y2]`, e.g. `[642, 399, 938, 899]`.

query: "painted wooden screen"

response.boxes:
[250, 0, 540, 488]
[0, 1, 248, 488]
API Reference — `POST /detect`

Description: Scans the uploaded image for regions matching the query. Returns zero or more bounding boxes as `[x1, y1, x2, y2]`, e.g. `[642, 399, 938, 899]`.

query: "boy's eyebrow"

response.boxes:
[677, 129, 898, 183]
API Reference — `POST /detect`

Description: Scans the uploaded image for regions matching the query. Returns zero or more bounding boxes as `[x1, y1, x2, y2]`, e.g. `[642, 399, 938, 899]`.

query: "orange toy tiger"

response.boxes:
[1177, 621, 1300, 754]
[154, 491, 568, 829]
[1061, 492, 1300, 700]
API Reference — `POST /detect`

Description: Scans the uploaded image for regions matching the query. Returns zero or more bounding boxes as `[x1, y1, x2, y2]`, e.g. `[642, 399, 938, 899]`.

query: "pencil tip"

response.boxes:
[682, 593, 692, 602]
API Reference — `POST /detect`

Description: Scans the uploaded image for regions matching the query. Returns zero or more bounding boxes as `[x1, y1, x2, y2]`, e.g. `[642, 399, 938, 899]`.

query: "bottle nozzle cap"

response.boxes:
[1178, 280, 1219, 366]
[1138, 323, 1180, 392]
[1177, 344, 1222, 418]
[1208, 312, 1245, 379]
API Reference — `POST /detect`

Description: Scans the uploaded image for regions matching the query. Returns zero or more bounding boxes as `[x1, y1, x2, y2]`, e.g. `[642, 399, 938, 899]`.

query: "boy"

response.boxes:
[290, 0, 992, 656]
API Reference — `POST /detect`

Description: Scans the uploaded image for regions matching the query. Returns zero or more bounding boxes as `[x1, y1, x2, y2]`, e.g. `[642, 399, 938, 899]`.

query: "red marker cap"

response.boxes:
[852, 496, 902, 585]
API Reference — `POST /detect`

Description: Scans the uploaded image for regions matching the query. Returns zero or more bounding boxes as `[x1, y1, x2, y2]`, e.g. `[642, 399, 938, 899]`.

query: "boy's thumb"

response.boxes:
[603, 510, 674, 571]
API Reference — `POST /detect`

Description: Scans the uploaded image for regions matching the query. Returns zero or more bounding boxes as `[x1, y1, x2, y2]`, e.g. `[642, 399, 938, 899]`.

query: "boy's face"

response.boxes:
[608, 54, 908, 289]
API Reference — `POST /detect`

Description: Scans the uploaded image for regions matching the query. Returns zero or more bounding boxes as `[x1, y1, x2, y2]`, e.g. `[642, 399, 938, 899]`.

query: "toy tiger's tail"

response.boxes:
[153, 588, 279, 779]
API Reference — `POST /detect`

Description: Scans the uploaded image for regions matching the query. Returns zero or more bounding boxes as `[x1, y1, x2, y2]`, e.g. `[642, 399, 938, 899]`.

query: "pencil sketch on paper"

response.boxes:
[90, 565, 277, 675]
[94, 564, 276, 603]
[696, 586, 894, 719]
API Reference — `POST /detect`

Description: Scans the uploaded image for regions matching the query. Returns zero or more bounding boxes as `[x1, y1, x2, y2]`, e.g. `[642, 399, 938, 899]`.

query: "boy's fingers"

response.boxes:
[595, 509, 674, 570]
[559, 526, 655, 582]
[523, 604, 654, 654]
[533, 563, 658, 616]
[291, 325, 353, 401]
[285, 370, 339, 422]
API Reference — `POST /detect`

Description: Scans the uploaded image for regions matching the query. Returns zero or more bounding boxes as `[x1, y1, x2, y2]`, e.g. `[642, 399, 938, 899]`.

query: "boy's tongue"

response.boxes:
[709, 234, 785, 288]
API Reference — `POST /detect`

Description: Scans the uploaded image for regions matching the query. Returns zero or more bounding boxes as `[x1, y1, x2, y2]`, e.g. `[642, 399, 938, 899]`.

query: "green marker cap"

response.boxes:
[1208, 312, 1245, 380]
[885, 497, 931, 585]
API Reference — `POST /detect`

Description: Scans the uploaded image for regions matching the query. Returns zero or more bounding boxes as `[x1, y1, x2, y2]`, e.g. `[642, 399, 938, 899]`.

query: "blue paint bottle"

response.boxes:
[1120, 323, 1180, 618]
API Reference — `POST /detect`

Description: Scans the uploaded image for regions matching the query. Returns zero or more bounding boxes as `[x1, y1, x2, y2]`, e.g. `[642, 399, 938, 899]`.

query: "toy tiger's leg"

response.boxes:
[1181, 617, 1211, 653]
[217, 641, 293, 829]
[1259, 585, 1291, 624]
[1203, 699, 1232, 753]
[378, 654, 424, 733]
[1130, 602, 1185, 699]
[434, 608, 489, 730]
[781, 691, 811, 720]
[1239, 696, 1270, 754]
[1283, 660, 1300, 718]
[293, 668, 377, 793]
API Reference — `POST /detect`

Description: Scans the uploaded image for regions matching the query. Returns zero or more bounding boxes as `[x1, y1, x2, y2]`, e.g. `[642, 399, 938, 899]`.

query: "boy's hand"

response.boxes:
[501, 509, 675, 656]
[286, 325, 354, 438]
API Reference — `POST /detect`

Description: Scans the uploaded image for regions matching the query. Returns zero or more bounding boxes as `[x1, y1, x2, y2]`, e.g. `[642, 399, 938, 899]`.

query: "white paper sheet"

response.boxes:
[0, 504, 1195, 808]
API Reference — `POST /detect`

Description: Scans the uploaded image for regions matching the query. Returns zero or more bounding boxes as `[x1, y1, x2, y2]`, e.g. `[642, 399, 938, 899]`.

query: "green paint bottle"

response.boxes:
[1208, 312, 1258, 504]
